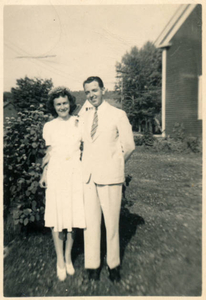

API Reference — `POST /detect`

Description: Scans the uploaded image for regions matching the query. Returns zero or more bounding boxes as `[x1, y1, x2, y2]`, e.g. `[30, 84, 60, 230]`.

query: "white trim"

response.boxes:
[198, 75, 202, 120]
[157, 42, 172, 49]
[155, 4, 187, 46]
[161, 49, 167, 137]
[155, 4, 197, 48]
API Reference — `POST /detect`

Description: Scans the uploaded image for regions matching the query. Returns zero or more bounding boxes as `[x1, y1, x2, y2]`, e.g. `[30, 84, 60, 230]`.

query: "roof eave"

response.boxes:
[155, 4, 197, 48]
[157, 42, 172, 49]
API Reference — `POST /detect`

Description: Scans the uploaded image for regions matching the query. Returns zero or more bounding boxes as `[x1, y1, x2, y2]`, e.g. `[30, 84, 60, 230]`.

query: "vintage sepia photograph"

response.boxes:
[3, 2, 202, 297]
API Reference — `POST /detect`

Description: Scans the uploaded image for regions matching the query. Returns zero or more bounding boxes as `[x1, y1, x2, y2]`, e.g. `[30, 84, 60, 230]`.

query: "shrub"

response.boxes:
[153, 138, 187, 153]
[143, 130, 156, 147]
[152, 138, 172, 152]
[139, 122, 202, 154]
[152, 136, 202, 154]
[171, 122, 185, 141]
[8, 163, 45, 228]
[4, 108, 52, 235]
[134, 135, 144, 146]
[185, 136, 202, 153]
[134, 131, 157, 147]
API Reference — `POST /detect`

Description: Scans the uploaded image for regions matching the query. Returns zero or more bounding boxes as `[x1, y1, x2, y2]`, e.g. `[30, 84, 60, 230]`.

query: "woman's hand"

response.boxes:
[39, 167, 48, 188]
[39, 177, 47, 188]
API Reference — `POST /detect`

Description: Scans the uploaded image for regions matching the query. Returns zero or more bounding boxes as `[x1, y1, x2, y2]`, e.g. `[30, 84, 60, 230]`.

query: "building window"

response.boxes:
[198, 75, 202, 120]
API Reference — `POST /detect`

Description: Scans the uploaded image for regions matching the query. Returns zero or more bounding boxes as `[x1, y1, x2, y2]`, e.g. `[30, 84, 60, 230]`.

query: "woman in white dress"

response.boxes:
[39, 87, 85, 281]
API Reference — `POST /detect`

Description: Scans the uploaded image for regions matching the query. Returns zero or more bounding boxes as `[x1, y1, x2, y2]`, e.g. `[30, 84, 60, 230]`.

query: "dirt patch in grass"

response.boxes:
[4, 148, 202, 296]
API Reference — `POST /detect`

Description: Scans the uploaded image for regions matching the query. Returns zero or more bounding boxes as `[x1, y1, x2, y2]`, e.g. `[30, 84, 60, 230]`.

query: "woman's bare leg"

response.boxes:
[65, 231, 75, 275]
[51, 228, 65, 268]
[65, 231, 74, 264]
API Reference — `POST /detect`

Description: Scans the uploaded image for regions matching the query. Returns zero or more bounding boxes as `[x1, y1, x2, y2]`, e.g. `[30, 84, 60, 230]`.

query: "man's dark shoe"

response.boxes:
[108, 266, 121, 283]
[87, 268, 100, 281]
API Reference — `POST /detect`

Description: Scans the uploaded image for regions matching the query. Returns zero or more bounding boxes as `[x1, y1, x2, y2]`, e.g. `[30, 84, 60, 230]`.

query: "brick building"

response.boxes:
[155, 4, 202, 137]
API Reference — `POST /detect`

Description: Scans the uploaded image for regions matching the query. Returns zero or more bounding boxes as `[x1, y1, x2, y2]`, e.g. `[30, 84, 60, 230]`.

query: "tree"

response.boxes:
[115, 42, 162, 132]
[11, 76, 53, 112]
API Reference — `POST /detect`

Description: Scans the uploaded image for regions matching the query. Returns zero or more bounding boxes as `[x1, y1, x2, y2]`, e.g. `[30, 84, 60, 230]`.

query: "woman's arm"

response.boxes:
[39, 164, 48, 188]
[39, 146, 51, 188]
[42, 146, 51, 168]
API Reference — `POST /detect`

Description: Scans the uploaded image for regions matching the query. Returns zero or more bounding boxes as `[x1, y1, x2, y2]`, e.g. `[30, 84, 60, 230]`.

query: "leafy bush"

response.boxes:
[143, 130, 156, 147]
[152, 136, 201, 154]
[11, 77, 53, 112]
[134, 135, 144, 146]
[152, 138, 171, 152]
[152, 138, 187, 153]
[171, 122, 185, 141]
[133, 122, 202, 154]
[134, 131, 156, 147]
[186, 136, 202, 153]
[4, 108, 52, 234]
[8, 163, 45, 227]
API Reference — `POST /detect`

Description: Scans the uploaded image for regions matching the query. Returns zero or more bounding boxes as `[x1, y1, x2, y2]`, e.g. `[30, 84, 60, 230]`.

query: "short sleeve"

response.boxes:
[43, 122, 52, 146]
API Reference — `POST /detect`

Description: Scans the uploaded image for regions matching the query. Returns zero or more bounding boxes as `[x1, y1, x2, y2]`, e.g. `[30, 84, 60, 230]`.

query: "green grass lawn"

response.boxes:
[4, 147, 202, 296]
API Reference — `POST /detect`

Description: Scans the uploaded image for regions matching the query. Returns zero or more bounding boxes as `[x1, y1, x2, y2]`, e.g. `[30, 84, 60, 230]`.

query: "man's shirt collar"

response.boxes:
[85, 100, 106, 111]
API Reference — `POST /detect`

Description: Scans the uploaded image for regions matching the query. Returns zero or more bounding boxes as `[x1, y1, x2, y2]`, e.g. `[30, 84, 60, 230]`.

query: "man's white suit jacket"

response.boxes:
[81, 100, 135, 185]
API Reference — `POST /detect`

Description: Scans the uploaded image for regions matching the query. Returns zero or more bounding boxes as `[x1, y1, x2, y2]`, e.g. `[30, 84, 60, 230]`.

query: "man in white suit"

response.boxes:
[81, 76, 135, 282]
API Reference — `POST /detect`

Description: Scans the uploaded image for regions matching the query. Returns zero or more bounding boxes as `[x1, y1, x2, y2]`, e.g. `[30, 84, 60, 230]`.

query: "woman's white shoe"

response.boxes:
[57, 264, 67, 281]
[66, 263, 75, 275]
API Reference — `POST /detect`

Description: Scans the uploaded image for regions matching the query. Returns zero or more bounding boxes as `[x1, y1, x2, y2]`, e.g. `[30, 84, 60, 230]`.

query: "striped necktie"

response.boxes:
[91, 107, 98, 139]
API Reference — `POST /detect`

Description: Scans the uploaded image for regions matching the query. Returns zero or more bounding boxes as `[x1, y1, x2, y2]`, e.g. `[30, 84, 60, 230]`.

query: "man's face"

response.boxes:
[84, 81, 105, 107]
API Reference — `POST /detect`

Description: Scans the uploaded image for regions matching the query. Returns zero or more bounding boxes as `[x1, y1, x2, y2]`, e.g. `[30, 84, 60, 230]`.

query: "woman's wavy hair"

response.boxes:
[47, 86, 77, 117]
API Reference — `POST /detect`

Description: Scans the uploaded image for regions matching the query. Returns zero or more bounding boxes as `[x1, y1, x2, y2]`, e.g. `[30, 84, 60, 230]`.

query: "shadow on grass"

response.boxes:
[119, 207, 145, 263]
[72, 228, 84, 262]
[99, 206, 145, 267]
[72, 206, 145, 267]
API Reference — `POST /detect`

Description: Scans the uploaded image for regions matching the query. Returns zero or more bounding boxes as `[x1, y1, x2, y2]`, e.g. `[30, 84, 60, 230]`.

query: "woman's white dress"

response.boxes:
[43, 116, 85, 232]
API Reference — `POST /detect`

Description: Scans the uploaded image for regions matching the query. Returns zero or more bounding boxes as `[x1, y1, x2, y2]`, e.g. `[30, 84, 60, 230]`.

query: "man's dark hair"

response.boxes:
[83, 76, 104, 89]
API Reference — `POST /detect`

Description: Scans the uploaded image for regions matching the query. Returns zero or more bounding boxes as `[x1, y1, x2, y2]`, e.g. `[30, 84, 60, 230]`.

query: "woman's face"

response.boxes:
[54, 96, 70, 119]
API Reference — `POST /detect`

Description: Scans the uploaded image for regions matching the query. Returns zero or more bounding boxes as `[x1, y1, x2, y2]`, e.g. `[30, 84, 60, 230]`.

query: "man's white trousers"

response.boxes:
[84, 177, 122, 269]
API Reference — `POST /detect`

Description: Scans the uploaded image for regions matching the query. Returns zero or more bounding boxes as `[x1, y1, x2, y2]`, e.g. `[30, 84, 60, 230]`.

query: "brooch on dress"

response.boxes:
[75, 116, 80, 127]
